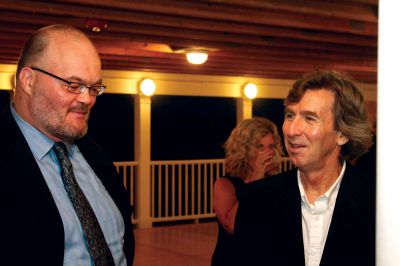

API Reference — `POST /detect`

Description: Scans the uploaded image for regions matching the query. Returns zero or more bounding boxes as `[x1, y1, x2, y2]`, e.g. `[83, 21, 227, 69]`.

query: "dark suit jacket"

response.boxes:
[0, 106, 135, 266]
[234, 165, 375, 266]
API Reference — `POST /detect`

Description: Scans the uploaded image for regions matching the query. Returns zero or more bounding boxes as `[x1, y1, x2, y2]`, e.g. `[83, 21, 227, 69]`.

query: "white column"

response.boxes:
[134, 94, 152, 228]
[377, 1, 400, 265]
[236, 98, 252, 124]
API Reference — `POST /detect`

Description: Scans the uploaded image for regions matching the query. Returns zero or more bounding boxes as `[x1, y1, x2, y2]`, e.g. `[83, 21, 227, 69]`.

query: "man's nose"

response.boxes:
[284, 118, 303, 137]
[76, 87, 95, 105]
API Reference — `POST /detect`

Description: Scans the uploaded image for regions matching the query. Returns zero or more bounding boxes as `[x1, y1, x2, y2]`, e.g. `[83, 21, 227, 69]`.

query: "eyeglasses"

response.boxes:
[31, 66, 106, 96]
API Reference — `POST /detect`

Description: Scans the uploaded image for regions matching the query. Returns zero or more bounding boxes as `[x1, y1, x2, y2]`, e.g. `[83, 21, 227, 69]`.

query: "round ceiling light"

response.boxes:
[186, 51, 208, 65]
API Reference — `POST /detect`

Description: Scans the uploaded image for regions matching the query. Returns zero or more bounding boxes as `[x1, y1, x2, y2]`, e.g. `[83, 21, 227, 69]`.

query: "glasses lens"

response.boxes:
[90, 85, 106, 96]
[67, 83, 83, 94]
[67, 83, 106, 96]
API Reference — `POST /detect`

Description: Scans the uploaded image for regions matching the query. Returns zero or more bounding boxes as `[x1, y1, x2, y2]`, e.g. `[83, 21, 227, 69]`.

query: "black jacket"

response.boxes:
[235, 165, 375, 266]
[0, 106, 135, 265]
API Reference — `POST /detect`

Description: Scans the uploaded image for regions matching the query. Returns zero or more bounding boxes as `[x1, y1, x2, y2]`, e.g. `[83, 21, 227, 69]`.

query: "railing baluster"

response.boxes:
[210, 163, 214, 214]
[114, 158, 291, 224]
[178, 164, 182, 218]
[197, 163, 201, 217]
[151, 164, 155, 218]
[172, 164, 175, 217]
[130, 165, 134, 206]
[191, 163, 195, 216]
[204, 163, 208, 215]
[158, 165, 162, 218]
[185, 163, 189, 216]
[165, 164, 169, 218]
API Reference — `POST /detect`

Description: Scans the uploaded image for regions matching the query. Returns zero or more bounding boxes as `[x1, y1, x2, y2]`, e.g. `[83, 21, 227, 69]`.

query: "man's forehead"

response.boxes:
[286, 89, 335, 112]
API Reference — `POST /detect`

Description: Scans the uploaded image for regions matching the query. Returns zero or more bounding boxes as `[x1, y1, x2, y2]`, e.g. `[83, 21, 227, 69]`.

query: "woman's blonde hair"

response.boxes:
[224, 117, 282, 179]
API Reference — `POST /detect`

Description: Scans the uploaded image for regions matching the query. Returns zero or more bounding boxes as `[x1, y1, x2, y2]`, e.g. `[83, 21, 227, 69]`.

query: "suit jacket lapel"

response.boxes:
[280, 170, 306, 265]
[1, 107, 61, 217]
[0, 106, 65, 264]
[320, 164, 371, 265]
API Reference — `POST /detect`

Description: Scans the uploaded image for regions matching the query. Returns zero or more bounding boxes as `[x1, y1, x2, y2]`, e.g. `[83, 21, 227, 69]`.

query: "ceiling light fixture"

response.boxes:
[186, 50, 208, 65]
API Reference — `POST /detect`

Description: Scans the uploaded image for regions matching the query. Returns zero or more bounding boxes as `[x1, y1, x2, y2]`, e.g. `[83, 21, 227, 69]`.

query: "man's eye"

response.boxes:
[285, 113, 294, 119]
[68, 83, 81, 89]
[306, 116, 317, 122]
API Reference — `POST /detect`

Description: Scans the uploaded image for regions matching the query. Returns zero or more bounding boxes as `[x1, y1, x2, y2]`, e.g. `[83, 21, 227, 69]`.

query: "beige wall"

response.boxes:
[0, 63, 377, 102]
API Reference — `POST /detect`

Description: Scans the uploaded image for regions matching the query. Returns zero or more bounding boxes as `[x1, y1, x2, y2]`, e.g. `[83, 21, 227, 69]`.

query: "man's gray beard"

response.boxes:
[52, 124, 88, 144]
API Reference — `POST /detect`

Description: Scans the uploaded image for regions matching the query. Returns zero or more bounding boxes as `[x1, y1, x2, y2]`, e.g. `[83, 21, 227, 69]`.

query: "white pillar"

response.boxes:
[377, 1, 400, 265]
[236, 98, 252, 125]
[134, 94, 152, 228]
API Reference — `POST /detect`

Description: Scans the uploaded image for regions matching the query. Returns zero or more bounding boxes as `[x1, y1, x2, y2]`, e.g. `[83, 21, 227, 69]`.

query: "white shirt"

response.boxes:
[298, 161, 346, 266]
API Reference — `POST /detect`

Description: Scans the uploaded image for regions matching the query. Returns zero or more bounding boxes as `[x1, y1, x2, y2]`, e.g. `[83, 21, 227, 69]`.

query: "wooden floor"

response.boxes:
[133, 221, 218, 266]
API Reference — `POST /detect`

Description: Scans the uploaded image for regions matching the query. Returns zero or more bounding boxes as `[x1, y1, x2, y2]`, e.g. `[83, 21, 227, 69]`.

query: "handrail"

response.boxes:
[114, 157, 294, 225]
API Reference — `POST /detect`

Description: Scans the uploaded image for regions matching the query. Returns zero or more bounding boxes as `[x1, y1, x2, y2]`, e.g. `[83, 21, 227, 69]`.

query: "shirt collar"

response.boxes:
[298, 161, 346, 211]
[10, 104, 75, 160]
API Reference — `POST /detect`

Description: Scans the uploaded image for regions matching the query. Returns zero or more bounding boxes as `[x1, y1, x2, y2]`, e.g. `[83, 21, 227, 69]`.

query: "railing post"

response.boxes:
[236, 97, 252, 124]
[134, 94, 152, 228]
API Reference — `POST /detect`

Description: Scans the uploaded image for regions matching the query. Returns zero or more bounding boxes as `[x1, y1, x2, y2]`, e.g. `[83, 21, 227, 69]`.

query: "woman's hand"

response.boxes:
[248, 149, 278, 182]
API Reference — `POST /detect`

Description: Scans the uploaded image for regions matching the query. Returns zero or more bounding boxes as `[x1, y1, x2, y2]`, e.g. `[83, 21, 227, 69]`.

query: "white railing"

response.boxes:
[114, 161, 139, 208]
[114, 157, 294, 225]
[280, 157, 295, 172]
[150, 159, 224, 223]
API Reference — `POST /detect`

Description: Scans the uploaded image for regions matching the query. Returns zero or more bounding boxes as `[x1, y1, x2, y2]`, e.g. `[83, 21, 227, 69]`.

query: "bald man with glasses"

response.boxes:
[0, 25, 134, 266]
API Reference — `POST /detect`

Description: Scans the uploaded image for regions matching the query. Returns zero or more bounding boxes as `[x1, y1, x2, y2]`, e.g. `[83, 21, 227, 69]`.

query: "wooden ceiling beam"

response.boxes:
[203, 0, 378, 22]
[104, 20, 377, 48]
[58, 0, 377, 32]
[0, 1, 377, 83]
[100, 59, 377, 83]
[88, 31, 377, 56]
[99, 59, 376, 83]
[0, 10, 377, 48]
[94, 44, 376, 68]
[327, 0, 378, 6]
[0, 10, 83, 28]
[0, 0, 377, 36]
[0, 29, 376, 66]
[92, 38, 375, 60]
[85, 27, 373, 54]
[98, 53, 376, 73]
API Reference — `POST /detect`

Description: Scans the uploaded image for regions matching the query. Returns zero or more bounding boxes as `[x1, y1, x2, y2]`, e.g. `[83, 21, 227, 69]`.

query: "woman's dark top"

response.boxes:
[211, 176, 245, 266]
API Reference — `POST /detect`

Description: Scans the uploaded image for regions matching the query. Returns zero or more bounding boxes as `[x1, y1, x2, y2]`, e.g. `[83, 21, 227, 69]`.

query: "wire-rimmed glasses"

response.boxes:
[31, 66, 106, 96]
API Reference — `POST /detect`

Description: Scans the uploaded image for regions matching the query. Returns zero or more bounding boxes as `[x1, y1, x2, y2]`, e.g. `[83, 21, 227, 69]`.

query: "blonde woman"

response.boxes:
[211, 117, 282, 266]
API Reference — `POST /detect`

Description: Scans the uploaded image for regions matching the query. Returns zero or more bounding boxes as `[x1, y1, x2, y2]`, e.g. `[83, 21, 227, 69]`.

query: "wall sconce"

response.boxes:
[186, 50, 208, 65]
[139, 78, 156, 96]
[243, 83, 258, 99]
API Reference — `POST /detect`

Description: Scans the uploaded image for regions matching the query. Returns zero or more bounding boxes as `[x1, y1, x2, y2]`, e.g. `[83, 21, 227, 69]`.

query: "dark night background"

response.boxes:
[0, 90, 285, 162]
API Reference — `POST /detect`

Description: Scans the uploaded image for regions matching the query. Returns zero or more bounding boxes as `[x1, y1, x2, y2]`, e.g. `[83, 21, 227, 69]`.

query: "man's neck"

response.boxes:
[300, 160, 343, 204]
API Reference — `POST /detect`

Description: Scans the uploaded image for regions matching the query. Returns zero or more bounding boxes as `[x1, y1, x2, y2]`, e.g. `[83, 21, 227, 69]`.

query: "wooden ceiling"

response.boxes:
[0, 0, 378, 83]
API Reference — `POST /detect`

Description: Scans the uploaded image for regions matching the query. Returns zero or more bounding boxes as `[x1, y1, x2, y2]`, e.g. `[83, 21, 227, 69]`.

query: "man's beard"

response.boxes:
[30, 93, 90, 143]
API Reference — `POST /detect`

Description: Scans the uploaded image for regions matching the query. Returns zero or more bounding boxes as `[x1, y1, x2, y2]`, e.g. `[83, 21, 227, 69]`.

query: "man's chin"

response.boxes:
[54, 126, 88, 143]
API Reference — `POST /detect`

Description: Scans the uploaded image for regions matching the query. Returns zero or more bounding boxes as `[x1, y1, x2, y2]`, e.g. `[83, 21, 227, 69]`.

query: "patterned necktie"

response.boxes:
[53, 142, 115, 266]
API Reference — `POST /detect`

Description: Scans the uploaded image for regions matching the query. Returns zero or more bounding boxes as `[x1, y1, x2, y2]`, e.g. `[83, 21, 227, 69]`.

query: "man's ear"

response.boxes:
[337, 131, 349, 146]
[18, 67, 35, 96]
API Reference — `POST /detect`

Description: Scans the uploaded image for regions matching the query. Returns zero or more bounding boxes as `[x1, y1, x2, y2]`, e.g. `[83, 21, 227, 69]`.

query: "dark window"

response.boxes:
[151, 96, 236, 160]
[88, 94, 134, 161]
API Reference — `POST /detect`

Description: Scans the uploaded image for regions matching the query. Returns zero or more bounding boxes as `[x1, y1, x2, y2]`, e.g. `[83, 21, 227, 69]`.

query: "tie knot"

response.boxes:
[53, 142, 69, 160]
